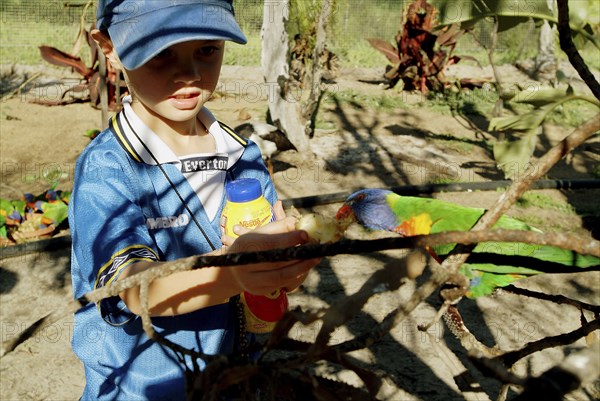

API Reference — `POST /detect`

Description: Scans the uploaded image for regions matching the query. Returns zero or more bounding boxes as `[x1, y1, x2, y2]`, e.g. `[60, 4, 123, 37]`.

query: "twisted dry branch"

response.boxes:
[82, 228, 599, 306]
[426, 113, 600, 357]
[2, 226, 598, 358]
[470, 340, 600, 401]
[3, 115, 599, 396]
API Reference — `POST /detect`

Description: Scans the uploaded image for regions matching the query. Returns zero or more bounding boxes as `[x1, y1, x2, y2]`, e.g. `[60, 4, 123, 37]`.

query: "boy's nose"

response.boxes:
[174, 62, 201, 84]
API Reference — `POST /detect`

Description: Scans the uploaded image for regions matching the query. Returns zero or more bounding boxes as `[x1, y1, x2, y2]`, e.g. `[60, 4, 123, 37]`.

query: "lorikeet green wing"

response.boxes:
[337, 189, 600, 298]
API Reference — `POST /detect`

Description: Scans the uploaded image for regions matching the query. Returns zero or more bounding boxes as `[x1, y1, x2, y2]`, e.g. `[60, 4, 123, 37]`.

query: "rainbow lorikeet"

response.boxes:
[336, 189, 600, 298]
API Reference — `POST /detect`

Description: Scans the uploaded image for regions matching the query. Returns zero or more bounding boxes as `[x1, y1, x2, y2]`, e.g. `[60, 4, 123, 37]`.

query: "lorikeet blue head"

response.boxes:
[336, 189, 400, 232]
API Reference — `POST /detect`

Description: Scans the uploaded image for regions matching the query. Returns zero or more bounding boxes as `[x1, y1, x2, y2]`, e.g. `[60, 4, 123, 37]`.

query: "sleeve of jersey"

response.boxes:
[70, 146, 159, 325]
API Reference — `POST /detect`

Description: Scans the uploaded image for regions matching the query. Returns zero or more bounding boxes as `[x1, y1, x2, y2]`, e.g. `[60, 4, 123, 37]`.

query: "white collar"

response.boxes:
[116, 96, 233, 165]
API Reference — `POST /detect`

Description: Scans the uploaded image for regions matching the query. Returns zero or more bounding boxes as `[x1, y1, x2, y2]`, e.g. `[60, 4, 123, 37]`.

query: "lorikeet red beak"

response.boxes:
[335, 204, 355, 221]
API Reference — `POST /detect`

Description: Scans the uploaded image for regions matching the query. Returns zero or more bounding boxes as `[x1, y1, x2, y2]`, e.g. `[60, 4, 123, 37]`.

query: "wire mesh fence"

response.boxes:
[0, 1, 539, 76]
[0, 0, 404, 67]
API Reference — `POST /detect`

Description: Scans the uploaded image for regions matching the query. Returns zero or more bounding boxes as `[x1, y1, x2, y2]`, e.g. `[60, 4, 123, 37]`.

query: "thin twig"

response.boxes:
[139, 276, 154, 342]
[306, 250, 424, 359]
[471, 341, 600, 400]
[139, 272, 209, 361]
[469, 351, 526, 387]
[501, 285, 600, 314]
[334, 258, 457, 354]
[496, 318, 600, 367]
[420, 229, 600, 258]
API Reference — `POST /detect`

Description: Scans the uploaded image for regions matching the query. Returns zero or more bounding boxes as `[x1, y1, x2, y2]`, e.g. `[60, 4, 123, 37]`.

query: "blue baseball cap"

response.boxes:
[96, 0, 247, 70]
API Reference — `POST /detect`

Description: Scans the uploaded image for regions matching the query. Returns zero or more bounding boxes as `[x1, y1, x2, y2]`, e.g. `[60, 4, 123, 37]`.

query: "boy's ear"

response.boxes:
[90, 29, 123, 69]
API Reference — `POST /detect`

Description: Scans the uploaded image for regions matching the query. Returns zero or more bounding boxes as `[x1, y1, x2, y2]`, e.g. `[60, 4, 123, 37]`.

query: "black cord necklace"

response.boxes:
[121, 110, 249, 359]
[121, 111, 217, 251]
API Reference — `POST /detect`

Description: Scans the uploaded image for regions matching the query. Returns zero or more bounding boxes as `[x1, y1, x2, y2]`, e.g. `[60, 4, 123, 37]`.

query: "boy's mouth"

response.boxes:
[169, 92, 201, 109]
[173, 93, 198, 99]
[171, 92, 200, 100]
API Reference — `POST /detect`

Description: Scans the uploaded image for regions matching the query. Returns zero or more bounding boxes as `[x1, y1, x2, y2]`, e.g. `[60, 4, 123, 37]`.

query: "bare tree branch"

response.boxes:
[470, 341, 600, 400]
[556, 0, 600, 100]
[435, 113, 600, 294]
[510, 341, 600, 401]
[306, 250, 425, 358]
[430, 113, 600, 358]
[83, 228, 599, 307]
[3, 226, 597, 358]
[3, 115, 599, 386]
[468, 113, 600, 238]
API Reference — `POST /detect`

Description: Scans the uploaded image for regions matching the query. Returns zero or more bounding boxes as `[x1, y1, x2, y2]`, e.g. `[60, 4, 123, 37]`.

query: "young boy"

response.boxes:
[69, 1, 319, 399]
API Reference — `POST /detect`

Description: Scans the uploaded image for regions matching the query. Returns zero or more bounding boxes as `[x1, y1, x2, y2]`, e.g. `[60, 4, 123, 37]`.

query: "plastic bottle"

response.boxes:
[220, 178, 274, 238]
[220, 178, 288, 333]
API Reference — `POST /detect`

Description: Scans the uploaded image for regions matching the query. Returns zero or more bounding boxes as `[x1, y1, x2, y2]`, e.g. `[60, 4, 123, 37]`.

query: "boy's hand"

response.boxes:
[225, 216, 319, 295]
[222, 200, 286, 241]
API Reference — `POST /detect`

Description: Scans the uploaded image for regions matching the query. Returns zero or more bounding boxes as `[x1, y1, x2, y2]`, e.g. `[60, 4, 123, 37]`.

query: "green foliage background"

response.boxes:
[3, 0, 597, 69]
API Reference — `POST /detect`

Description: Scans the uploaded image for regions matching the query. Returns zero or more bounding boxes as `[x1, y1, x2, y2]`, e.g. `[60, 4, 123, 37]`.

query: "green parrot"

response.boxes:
[336, 189, 600, 298]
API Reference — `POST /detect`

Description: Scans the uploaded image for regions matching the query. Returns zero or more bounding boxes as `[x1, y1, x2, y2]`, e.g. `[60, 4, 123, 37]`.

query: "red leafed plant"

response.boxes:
[367, 0, 465, 93]
[37, 27, 126, 110]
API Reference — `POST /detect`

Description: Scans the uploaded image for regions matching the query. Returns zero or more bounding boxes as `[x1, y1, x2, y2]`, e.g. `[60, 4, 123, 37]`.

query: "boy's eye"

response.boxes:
[153, 49, 173, 60]
[196, 46, 219, 57]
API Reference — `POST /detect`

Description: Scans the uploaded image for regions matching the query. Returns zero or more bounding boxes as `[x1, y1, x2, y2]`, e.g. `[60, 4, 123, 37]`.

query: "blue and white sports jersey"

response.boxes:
[69, 99, 276, 400]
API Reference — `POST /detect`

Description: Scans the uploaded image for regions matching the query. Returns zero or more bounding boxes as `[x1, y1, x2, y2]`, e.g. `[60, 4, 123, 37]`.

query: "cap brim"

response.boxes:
[109, 5, 247, 70]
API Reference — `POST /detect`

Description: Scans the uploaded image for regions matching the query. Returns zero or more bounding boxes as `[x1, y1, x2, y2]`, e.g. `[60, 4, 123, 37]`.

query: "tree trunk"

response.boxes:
[534, 0, 557, 82]
[302, 0, 332, 138]
[261, 0, 311, 152]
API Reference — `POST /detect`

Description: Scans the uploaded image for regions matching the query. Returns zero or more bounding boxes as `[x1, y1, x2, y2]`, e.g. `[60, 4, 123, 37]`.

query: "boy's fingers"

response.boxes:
[254, 216, 298, 234]
[244, 258, 320, 294]
[221, 234, 235, 246]
[273, 200, 286, 220]
[237, 230, 308, 254]
[232, 224, 250, 236]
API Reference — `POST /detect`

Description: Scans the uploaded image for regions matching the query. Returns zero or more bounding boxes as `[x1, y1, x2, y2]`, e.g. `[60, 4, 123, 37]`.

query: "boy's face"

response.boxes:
[123, 40, 225, 125]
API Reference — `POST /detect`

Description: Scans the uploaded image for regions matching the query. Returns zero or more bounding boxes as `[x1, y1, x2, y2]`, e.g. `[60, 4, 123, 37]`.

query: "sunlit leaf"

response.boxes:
[366, 38, 400, 64]
[431, 0, 597, 46]
[509, 86, 570, 107]
[38, 46, 92, 78]
[489, 110, 546, 132]
[493, 132, 538, 179]
[431, 0, 553, 27]
[568, 0, 593, 31]
[497, 16, 529, 33]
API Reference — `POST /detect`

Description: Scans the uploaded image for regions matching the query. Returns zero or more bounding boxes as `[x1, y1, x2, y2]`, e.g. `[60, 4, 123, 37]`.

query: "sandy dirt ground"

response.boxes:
[0, 63, 599, 400]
